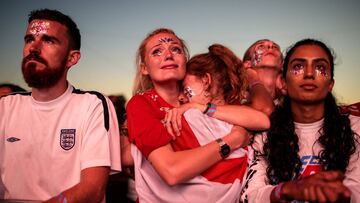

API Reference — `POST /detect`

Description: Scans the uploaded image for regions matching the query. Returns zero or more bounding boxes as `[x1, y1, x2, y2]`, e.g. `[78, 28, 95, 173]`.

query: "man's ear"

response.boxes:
[66, 50, 81, 69]
[244, 60, 252, 69]
[141, 63, 149, 75]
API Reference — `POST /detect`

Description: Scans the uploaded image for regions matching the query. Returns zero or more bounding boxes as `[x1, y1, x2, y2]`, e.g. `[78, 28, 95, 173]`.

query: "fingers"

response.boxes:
[170, 108, 181, 137]
[296, 171, 351, 202]
[164, 110, 175, 139]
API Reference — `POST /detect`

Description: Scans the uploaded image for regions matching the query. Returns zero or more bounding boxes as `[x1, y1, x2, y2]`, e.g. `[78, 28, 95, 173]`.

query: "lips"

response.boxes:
[300, 84, 317, 90]
[161, 64, 178, 69]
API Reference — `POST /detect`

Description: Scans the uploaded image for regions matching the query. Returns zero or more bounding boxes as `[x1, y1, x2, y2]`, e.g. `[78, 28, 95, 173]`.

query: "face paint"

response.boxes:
[184, 86, 196, 99]
[158, 37, 174, 43]
[315, 66, 328, 77]
[290, 65, 329, 78]
[29, 21, 50, 36]
[252, 49, 263, 67]
[290, 68, 304, 76]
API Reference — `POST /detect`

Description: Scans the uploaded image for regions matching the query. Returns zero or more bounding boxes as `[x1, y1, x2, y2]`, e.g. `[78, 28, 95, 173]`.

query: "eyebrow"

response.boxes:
[150, 41, 181, 50]
[290, 58, 329, 64]
[24, 33, 60, 44]
[42, 34, 60, 43]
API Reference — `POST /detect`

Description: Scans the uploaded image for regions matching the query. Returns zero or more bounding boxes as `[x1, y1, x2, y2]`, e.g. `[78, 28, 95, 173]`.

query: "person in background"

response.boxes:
[240, 39, 360, 203]
[0, 9, 121, 202]
[242, 39, 284, 115]
[0, 83, 26, 97]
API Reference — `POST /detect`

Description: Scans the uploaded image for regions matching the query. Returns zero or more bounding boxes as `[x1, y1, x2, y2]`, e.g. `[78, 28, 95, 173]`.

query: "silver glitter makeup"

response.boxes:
[29, 21, 50, 36]
[252, 49, 263, 67]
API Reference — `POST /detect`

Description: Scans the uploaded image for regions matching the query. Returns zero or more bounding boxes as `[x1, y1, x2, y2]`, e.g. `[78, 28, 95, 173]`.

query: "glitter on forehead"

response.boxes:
[252, 49, 263, 67]
[184, 86, 196, 98]
[29, 21, 50, 36]
[159, 37, 174, 43]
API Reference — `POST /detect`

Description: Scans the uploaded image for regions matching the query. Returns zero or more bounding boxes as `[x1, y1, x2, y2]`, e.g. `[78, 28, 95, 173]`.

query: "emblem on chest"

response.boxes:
[60, 129, 76, 150]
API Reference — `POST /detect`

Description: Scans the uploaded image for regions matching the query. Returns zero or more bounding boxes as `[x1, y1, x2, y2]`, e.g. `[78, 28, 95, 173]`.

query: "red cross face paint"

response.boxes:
[29, 20, 50, 36]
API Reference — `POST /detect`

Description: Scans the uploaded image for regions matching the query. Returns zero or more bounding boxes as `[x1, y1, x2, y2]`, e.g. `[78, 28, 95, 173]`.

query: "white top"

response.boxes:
[0, 84, 121, 201]
[240, 115, 360, 203]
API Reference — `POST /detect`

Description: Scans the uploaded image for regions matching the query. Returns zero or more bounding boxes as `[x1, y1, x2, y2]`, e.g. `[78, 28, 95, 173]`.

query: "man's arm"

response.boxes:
[45, 166, 110, 203]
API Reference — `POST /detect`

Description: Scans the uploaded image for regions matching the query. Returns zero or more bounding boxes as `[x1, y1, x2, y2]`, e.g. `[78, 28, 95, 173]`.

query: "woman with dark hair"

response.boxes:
[240, 39, 360, 203]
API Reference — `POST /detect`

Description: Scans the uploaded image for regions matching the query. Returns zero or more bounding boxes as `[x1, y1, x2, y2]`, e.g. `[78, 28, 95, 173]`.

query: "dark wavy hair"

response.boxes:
[264, 39, 358, 184]
[29, 9, 81, 50]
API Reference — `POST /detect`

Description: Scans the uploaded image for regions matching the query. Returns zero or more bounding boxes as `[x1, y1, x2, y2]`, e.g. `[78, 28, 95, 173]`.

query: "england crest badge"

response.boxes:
[60, 129, 76, 150]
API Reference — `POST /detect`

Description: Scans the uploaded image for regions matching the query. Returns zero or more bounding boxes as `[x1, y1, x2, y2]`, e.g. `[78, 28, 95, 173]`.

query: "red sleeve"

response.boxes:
[339, 102, 360, 116]
[126, 94, 172, 158]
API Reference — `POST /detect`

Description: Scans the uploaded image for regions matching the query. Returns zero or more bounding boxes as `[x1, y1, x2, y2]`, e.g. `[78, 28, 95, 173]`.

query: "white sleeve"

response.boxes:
[80, 96, 121, 172]
[240, 133, 275, 203]
[344, 115, 360, 203]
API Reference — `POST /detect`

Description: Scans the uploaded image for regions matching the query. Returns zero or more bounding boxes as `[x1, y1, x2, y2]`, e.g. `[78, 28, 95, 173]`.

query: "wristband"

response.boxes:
[206, 103, 217, 117]
[57, 194, 68, 203]
[203, 102, 211, 114]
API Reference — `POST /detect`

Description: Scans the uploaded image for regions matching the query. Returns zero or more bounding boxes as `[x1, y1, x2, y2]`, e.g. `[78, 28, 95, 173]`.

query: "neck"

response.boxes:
[291, 100, 325, 123]
[254, 67, 280, 99]
[31, 77, 68, 102]
[153, 81, 181, 107]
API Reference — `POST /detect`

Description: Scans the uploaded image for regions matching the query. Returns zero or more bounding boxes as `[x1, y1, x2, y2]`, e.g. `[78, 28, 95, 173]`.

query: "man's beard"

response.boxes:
[22, 53, 66, 89]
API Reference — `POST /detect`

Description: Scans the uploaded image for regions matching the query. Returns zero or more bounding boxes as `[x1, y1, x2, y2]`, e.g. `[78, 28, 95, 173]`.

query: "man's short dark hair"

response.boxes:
[28, 9, 81, 50]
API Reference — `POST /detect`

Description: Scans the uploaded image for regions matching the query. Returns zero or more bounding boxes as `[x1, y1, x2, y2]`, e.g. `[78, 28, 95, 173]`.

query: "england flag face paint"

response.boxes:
[184, 86, 196, 99]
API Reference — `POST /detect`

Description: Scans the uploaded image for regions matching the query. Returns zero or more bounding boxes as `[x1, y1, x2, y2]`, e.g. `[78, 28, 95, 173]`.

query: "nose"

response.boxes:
[304, 65, 315, 79]
[29, 40, 41, 54]
[164, 49, 174, 60]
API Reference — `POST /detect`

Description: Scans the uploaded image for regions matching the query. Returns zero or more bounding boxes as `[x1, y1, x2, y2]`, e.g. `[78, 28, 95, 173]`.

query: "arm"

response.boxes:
[271, 171, 351, 202]
[247, 83, 275, 117]
[166, 103, 270, 138]
[45, 167, 110, 203]
[148, 125, 249, 186]
[120, 120, 134, 167]
[246, 66, 275, 116]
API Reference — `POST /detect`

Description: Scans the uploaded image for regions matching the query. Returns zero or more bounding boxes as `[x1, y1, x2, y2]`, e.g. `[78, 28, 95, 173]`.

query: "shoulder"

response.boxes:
[339, 102, 360, 116]
[71, 88, 113, 131]
[72, 88, 109, 104]
[349, 114, 360, 134]
[127, 90, 159, 110]
[0, 91, 31, 106]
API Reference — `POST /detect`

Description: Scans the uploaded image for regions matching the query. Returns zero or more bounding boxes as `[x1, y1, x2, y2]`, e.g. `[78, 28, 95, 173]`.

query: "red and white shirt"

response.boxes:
[127, 89, 248, 203]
